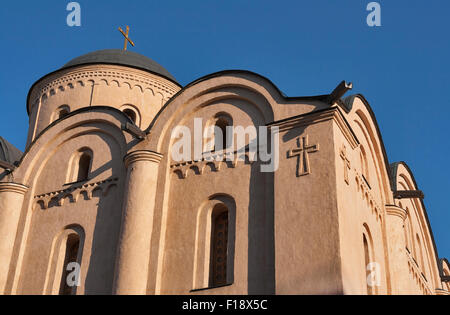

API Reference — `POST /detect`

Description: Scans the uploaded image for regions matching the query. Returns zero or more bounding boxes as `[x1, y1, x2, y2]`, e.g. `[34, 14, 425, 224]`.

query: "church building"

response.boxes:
[0, 48, 448, 295]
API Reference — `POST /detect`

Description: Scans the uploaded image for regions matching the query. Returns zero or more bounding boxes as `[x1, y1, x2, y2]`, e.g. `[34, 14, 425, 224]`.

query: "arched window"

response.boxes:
[59, 233, 80, 295]
[210, 204, 229, 287]
[52, 105, 70, 122]
[77, 152, 91, 182]
[123, 109, 137, 124]
[67, 148, 93, 184]
[204, 113, 233, 153]
[363, 224, 378, 295]
[215, 117, 230, 151]
[120, 105, 141, 127]
[193, 196, 236, 290]
[44, 225, 85, 295]
[59, 108, 69, 119]
[363, 234, 373, 295]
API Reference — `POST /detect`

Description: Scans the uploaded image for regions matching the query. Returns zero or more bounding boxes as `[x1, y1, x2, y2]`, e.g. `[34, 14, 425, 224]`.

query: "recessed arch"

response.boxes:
[193, 194, 236, 290]
[343, 95, 392, 204]
[66, 147, 93, 184]
[362, 223, 378, 295]
[390, 161, 442, 287]
[204, 112, 234, 153]
[43, 225, 85, 295]
[52, 105, 71, 122]
[120, 104, 141, 128]
[144, 72, 286, 153]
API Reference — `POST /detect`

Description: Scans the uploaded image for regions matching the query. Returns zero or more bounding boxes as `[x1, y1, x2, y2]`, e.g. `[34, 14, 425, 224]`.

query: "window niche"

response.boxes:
[120, 105, 141, 128]
[66, 148, 93, 184]
[123, 109, 137, 124]
[363, 224, 378, 295]
[44, 225, 85, 295]
[52, 105, 70, 122]
[210, 204, 229, 287]
[204, 113, 233, 153]
[59, 233, 81, 295]
[363, 233, 373, 295]
[192, 196, 236, 291]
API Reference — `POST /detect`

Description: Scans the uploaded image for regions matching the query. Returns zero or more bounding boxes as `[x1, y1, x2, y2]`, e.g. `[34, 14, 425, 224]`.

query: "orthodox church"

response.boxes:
[0, 48, 448, 295]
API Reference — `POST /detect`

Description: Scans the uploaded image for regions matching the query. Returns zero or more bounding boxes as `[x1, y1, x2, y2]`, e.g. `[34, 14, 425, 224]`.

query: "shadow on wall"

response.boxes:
[83, 133, 126, 295]
[248, 158, 275, 294]
[0, 170, 11, 182]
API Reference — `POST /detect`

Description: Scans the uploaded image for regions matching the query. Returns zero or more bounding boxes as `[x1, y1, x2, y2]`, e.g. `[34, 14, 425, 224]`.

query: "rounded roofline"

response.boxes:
[62, 49, 178, 83]
[26, 49, 182, 116]
[0, 136, 23, 165]
[18, 106, 133, 165]
[145, 69, 329, 133]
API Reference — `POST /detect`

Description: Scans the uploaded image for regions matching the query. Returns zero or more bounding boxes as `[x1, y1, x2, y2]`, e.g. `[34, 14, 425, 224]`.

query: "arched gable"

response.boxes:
[390, 162, 441, 288]
[340, 94, 393, 207]
[9, 107, 134, 294]
[143, 71, 329, 153]
[14, 107, 134, 184]
[142, 72, 285, 294]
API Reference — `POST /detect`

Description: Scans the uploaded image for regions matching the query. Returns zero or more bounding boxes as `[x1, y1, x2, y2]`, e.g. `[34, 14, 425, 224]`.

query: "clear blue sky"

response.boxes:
[1, 1, 449, 260]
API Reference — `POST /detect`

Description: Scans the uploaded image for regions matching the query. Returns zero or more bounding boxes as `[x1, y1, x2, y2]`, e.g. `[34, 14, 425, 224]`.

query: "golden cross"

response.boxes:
[118, 26, 135, 51]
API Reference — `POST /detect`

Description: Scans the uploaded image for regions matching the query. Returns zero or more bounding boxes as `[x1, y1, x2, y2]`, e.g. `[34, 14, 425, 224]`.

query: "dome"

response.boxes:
[0, 137, 23, 165]
[62, 49, 178, 83]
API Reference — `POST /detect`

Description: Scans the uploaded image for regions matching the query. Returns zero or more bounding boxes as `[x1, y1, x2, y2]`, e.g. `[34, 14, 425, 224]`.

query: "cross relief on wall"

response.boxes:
[287, 135, 319, 177]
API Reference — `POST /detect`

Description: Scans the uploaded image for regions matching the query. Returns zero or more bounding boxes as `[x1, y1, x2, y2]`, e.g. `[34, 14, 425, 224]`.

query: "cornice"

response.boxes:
[124, 150, 163, 167]
[0, 182, 29, 195]
[385, 204, 407, 221]
[268, 107, 359, 149]
[28, 65, 181, 113]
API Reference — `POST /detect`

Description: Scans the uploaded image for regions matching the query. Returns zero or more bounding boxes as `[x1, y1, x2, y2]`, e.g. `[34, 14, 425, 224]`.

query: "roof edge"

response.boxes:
[26, 61, 182, 116]
[146, 69, 330, 133]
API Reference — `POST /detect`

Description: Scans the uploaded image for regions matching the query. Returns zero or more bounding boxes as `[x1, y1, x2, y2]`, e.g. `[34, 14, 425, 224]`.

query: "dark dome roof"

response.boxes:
[0, 137, 23, 165]
[62, 49, 178, 83]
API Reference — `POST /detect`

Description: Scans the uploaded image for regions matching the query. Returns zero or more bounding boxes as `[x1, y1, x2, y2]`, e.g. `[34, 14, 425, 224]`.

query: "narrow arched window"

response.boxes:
[77, 152, 91, 182]
[363, 224, 378, 295]
[210, 204, 229, 287]
[363, 234, 373, 295]
[120, 105, 141, 128]
[67, 148, 93, 184]
[59, 108, 69, 119]
[215, 118, 229, 152]
[53, 105, 70, 122]
[123, 109, 137, 124]
[59, 233, 80, 295]
[214, 114, 233, 152]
